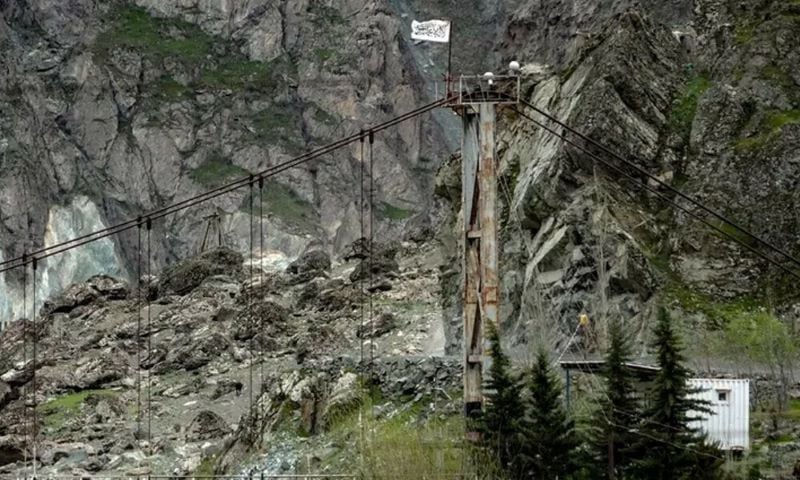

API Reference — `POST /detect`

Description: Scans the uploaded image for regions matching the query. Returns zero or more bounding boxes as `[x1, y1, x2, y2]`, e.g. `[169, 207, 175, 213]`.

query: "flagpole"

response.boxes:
[447, 20, 453, 97]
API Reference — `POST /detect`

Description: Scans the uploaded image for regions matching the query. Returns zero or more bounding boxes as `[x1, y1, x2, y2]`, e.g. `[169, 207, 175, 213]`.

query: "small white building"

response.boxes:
[688, 378, 750, 451]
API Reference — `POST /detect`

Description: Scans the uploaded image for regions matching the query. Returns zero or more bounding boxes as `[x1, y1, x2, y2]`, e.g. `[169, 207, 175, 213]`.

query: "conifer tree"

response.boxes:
[589, 318, 641, 479]
[634, 307, 723, 479]
[478, 321, 525, 477]
[520, 349, 578, 479]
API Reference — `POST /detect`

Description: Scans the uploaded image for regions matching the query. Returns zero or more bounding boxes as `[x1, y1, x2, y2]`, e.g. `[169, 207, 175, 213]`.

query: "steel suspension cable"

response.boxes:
[136, 220, 143, 444]
[511, 107, 800, 281]
[357, 132, 367, 462]
[248, 178, 255, 418]
[0, 97, 454, 274]
[515, 97, 800, 272]
[359, 132, 366, 379]
[146, 218, 152, 455]
[258, 175, 265, 429]
[368, 131, 376, 384]
[31, 256, 37, 478]
[21, 252, 28, 473]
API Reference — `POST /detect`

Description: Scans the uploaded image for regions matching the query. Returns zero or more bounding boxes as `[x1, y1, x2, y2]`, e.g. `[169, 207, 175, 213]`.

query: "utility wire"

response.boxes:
[0, 97, 454, 274]
[511, 107, 800, 281]
[515, 97, 800, 273]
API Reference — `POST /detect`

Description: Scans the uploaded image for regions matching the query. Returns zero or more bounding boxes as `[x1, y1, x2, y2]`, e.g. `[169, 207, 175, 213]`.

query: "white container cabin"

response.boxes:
[688, 378, 750, 451]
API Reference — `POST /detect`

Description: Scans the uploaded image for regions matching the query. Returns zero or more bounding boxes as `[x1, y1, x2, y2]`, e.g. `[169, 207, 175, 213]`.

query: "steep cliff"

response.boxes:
[0, 0, 449, 323]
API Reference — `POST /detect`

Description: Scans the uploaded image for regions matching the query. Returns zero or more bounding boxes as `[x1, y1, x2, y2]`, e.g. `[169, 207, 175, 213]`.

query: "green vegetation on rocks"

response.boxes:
[379, 202, 414, 221]
[242, 180, 318, 234]
[38, 389, 116, 431]
[189, 157, 251, 188]
[734, 109, 800, 152]
[94, 5, 293, 96]
[668, 75, 711, 141]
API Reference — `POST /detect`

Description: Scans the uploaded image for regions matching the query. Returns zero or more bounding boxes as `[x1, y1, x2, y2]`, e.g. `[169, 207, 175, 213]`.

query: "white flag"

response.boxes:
[411, 20, 451, 43]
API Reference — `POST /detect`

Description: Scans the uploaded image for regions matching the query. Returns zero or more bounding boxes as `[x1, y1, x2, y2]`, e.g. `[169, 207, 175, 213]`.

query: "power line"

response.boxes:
[510, 107, 800, 282]
[515, 97, 800, 273]
[0, 97, 453, 274]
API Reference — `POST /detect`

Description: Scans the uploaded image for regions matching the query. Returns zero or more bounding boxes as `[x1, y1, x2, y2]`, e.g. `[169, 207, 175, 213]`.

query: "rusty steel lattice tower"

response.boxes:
[452, 75, 520, 436]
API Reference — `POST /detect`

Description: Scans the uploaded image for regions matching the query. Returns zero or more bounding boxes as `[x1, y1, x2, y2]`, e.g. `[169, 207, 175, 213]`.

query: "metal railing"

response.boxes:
[456, 75, 520, 105]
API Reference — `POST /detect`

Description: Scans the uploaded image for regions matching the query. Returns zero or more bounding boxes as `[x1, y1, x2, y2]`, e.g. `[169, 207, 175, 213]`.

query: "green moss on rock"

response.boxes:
[668, 75, 711, 141]
[190, 157, 251, 188]
[38, 389, 116, 431]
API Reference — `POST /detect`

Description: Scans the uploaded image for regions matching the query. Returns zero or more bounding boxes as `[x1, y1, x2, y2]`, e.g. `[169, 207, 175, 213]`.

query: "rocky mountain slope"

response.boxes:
[436, 0, 800, 359]
[2, 0, 800, 476]
[0, 0, 450, 322]
[0, 241, 458, 476]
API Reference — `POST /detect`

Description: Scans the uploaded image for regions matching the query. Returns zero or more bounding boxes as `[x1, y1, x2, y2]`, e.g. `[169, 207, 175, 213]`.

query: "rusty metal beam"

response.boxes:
[461, 103, 498, 434]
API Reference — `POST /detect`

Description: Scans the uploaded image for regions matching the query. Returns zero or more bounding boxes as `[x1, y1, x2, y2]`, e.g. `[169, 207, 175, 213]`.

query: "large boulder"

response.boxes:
[348, 243, 399, 283]
[157, 248, 243, 296]
[286, 250, 331, 284]
[41, 275, 129, 316]
[0, 381, 15, 409]
[0, 435, 25, 466]
[186, 410, 231, 441]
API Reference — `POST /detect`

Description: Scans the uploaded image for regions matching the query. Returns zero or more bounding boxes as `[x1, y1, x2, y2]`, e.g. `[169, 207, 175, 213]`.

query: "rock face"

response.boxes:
[0, 0, 450, 324]
[438, 0, 800, 357]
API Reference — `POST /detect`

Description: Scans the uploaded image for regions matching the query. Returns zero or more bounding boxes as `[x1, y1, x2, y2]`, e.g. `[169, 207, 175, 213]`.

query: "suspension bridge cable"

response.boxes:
[248, 177, 255, 418]
[258, 175, 265, 429]
[357, 130, 367, 472]
[146, 217, 152, 455]
[31, 255, 37, 478]
[368, 130, 376, 384]
[511, 107, 800, 281]
[359, 132, 366, 378]
[515, 97, 800, 272]
[136, 220, 143, 444]
[0, 97, 454, 274]
[21, 251, 28, 473]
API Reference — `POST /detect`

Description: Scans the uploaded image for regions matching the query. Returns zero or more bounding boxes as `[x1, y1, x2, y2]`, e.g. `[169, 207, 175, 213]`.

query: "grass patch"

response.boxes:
[189, 157, 251, 188]
[361, 411, 467, 478]
[734, 22, 758, 45]
[668, 75, 712, 141]
[761, 64, 796, 91]
[38, 389, 116, 431]
[199, 59, 279, 91]
[313, 48, 335, 62]
[661, 281, 762, 327]
[194, 455, 217, 477]
[244, 180, 318, 233]
[252, 104, 303, 144]
[152, 75, 190, 101]
[312, 106, 338, 126]
[94, 5, 213, 62]
[734, 109, 800, 152]
[766, 109, 800, 130]
[379, 202, 414, 221]
[94, 5, 294, 97]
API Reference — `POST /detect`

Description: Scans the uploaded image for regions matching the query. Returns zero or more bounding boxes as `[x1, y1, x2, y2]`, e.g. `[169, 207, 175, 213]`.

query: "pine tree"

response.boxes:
[520, 349, 578, 479]
[589, 318, 641, 479]
[634, 307, 723, 479]
[478, 321, 525, 477]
